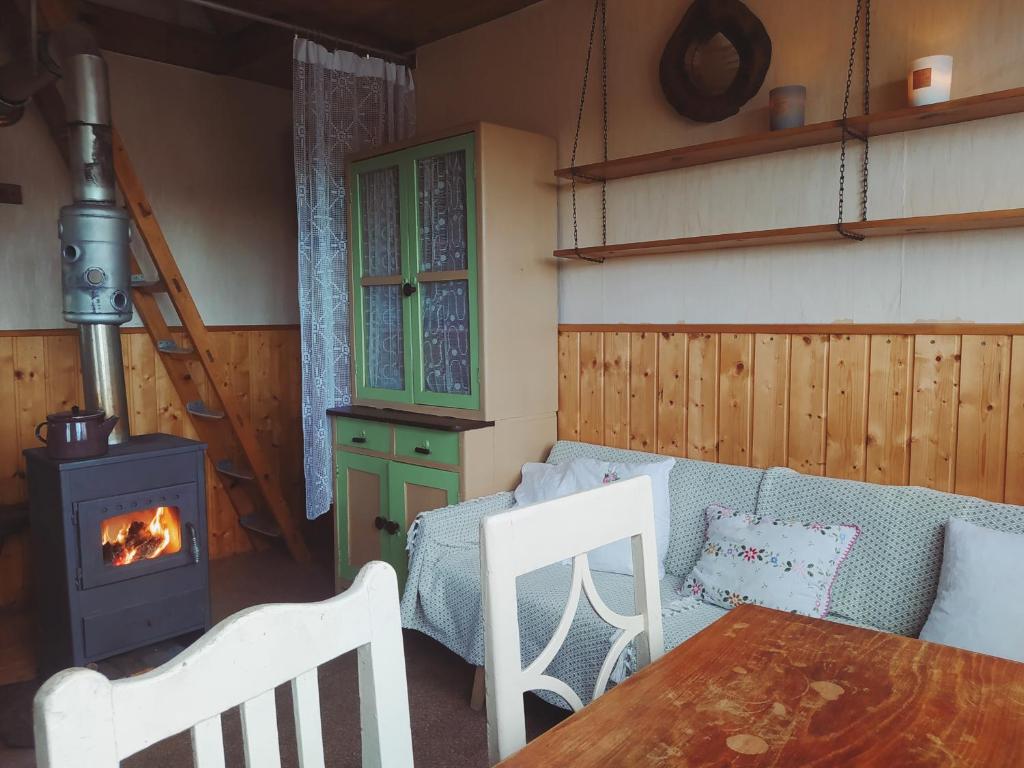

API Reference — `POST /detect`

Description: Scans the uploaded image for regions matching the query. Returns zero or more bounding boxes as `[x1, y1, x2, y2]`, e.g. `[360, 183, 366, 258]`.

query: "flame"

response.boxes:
[101, 506, 182, 567]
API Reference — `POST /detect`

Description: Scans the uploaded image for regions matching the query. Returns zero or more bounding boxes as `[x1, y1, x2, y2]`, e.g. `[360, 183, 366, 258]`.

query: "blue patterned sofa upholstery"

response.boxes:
[400, 441, 1024, 709]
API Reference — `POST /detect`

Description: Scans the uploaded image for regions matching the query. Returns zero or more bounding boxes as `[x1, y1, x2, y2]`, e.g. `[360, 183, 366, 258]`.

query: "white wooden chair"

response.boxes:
[480, 476, 665, 763]
[33, 561, 413, 768]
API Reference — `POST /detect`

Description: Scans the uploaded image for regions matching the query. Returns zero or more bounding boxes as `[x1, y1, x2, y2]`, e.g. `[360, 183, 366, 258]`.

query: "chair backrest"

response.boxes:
[33, 561, 413, 768]
[480, 477, 664, 763]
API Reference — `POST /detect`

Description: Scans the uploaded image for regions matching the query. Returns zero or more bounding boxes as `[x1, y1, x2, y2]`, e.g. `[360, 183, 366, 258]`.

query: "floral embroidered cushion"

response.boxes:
[683, 505, 860, 618]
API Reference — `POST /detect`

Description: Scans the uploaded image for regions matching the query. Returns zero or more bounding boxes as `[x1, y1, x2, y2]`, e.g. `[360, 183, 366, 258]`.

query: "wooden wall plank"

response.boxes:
[1006, 336, 1024, 504]
[13, 337, 46, 500]
[687, 333, 719, 461]
[825, 334, 869, 480]
[602, 332, 630, 449]
[956, 335, 1011, 500]
[578, 332, 604, 444]
[628, 332, 657, 452]
[909, 335, 961, 492]
[866, 335, 914, 486]
[787, 334, 828, 475]
[718, 333, 752, 466]
[129, 332, 159, 435]
[556, 332, 580, 441]
[0, 337, 20, 506]
[752, 333, 790, 469]
[656, 333, 687, 457]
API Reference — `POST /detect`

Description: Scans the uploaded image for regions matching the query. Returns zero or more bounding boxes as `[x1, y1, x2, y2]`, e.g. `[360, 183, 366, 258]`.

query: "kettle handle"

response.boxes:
[35, 421, 48, 444]
[100, 415, 119, 437]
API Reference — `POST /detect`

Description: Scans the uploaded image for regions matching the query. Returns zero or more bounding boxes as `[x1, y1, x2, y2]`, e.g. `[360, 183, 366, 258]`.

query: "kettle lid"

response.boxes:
[48, 405, 107, 422]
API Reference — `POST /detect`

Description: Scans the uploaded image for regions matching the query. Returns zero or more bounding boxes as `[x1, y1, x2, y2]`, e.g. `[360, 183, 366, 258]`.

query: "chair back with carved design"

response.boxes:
[481, 477, 664, 763]
[33, 561, 413, 768]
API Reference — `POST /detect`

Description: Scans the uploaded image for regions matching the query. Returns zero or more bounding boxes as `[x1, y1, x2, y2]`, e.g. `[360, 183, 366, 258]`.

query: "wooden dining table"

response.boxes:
[498, 604, 1024, 766]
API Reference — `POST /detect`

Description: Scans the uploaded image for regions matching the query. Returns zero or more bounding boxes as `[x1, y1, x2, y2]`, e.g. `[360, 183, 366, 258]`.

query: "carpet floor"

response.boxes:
[0, 547, 567, 767]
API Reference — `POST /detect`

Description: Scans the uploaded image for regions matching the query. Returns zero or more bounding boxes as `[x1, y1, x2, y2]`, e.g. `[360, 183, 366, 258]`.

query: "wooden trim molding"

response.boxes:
[557, 325, 1024, 505]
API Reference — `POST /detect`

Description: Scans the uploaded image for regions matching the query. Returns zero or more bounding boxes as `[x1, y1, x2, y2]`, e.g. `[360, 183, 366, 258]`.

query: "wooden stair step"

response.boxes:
[238, 512, 282, 539]
[130, 275, 167, 294]
[157, 339, 197, 358]
[186, 400, 226, 420]
[216, 459, 255, 481]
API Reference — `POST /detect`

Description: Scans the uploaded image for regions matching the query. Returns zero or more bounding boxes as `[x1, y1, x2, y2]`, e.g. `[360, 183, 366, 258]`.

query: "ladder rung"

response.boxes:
[157, 339, 197, 358]
[216, 459, 255, 481]
[186, 400, 225, 420]
[130, 275, 167, 294]
[238, 512, 282, 539]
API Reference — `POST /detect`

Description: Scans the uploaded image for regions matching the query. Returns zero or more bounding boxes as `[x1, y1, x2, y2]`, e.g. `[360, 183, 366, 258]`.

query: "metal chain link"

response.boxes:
[570, 0, 607, 263]
[838, 0, 871, 240]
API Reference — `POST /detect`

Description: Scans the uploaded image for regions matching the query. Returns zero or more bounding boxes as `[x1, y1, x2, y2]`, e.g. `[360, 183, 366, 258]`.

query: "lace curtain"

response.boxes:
[293, 39, 415, 520]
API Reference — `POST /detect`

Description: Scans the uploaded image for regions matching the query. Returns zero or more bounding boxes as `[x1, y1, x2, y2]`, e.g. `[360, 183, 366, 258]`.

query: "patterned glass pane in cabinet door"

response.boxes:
[363, 285, 405, 390]
[417, 150, 468, 272]
[421, 280, 470, 394]
[359, 166, 402, 276]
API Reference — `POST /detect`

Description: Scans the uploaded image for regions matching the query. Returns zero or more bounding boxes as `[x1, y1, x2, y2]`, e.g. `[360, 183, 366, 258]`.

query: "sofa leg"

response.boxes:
[469, 665, 485, 711]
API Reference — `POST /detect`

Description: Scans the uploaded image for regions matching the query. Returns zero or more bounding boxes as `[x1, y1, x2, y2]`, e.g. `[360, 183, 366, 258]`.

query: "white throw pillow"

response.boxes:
[683, 505, 860, 618]
[511, 457, 674, 578]
[919, 518, 1024, 663]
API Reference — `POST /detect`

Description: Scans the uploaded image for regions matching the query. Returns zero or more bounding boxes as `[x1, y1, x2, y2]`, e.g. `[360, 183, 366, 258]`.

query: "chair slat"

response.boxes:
[241, 690, 282, 768]
[191, 715, 226, 768]
[291, 670, 325, 768]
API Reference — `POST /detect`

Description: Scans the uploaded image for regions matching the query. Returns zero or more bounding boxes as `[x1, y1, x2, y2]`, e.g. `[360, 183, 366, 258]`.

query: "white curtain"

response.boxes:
[293, 39, 416, 520]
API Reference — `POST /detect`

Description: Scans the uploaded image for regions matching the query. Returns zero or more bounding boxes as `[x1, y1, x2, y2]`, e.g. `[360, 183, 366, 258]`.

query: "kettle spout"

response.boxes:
[99, 414, 119, 439]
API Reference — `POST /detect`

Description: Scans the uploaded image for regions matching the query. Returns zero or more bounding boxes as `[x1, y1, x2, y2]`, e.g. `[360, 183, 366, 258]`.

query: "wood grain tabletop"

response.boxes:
[498, 604, 1024, 767]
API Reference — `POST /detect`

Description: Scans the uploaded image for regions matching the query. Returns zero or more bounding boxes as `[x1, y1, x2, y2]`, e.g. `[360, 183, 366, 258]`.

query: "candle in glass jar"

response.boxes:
[769, 85, 807, 131]
[908, 55, 953, 106]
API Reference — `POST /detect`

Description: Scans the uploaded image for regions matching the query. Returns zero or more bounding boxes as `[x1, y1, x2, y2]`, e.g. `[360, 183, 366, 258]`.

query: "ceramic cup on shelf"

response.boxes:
[769, 85, 807, 130]
[908, 55, 953, 106]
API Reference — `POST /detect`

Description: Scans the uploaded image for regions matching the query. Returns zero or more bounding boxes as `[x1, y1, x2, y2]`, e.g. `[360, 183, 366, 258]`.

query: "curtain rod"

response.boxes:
[178, 0, 414, 67]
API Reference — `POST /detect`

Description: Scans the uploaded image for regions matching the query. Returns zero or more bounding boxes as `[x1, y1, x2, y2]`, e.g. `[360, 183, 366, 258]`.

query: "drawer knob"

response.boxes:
[414, 445, 431, 455]
[385, 520, 400, 535]
[351, 434, 367, 444]
[374, 516, 386, 530]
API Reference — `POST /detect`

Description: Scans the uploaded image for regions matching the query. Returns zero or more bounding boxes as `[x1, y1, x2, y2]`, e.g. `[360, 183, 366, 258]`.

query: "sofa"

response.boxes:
[400, 440, 1024, 709]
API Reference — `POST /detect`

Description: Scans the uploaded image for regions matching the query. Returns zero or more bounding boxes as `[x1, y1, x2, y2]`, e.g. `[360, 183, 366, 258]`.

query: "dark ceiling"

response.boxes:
[8, 0, 546, 89]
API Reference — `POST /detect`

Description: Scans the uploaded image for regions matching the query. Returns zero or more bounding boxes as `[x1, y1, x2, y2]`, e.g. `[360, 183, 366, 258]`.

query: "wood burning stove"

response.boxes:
[25, 434, 210, 675]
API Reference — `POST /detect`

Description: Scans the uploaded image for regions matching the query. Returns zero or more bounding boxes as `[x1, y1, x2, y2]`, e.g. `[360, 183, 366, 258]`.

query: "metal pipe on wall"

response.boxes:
[79, 324, 131, 444]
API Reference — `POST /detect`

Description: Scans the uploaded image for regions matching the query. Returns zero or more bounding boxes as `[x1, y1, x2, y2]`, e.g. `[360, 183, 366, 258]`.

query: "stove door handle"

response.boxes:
[186, 522, 200, 563]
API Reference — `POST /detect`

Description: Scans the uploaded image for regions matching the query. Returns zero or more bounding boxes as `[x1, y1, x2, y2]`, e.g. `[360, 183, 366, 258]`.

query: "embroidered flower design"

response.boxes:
[722, 590, 749, 608]
[690, 581, 705, 597]
[704, 542, 722, 556]
[741, 546, 762, 562]
[602, 471, 619, 484]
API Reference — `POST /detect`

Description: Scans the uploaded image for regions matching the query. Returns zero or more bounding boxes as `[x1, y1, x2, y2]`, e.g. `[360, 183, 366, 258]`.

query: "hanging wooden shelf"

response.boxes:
[554, 208, 1024, 261]
[555, 87, 1024, 183]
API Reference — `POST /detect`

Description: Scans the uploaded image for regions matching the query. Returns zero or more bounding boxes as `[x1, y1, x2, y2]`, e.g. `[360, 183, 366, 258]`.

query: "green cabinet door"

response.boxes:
[387, 462, 460, 586]
[335, 452, 389, 581]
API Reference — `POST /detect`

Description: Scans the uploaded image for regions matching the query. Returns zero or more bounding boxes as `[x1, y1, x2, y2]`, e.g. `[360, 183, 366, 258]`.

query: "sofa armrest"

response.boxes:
[406, 491, 516, 556]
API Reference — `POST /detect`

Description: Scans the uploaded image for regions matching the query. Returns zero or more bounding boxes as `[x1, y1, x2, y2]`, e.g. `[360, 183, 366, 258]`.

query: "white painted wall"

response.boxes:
[0, 51, 297, 330]
[415, 0, 1024, 324]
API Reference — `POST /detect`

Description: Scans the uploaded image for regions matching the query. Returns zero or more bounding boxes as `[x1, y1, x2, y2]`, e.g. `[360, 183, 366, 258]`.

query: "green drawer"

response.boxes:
[335, 417, 391, 454]
[393, 425, 460, 466]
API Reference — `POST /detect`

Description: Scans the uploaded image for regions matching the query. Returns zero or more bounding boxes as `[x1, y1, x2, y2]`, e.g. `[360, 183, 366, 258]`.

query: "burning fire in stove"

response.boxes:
[101, 506, 182, 566]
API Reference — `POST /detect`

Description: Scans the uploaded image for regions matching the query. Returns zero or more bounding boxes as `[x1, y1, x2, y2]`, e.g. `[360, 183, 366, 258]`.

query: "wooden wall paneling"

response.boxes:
[751, 333, 790, 469]
[1006, 336, 1024, 504]
[129, 332, 159, 434]
[909, 335, 961, 492]
[578, 332, 604, 444]
[0, 337, 20, 506]
[717, 333, 753, 466]
[687, 333, 719, 461]
[13, 337, 46, 500]
[787, 335, 828, 475]
[656, 333, 687, 457]
[825, 334, 869, 480]
[865, 335, 914, 485]
[602, 332, 630, 449]
[955, 336, 1012, 500]
[628, 332, 657, 452]
[557, 332, 580, 440]
[278, 330, 305, 517]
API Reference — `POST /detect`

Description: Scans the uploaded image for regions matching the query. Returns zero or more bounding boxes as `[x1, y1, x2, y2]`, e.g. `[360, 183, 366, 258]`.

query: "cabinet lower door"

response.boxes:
[335, 452, 389, 581]
[388, 463, 459, 586]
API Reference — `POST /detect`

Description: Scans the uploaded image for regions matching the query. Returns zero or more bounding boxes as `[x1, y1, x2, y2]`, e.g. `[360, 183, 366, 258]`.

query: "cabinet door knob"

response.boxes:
[385, 520, 400, 535]
[402, 282, 417, 297]
[374, 516, 387, 530]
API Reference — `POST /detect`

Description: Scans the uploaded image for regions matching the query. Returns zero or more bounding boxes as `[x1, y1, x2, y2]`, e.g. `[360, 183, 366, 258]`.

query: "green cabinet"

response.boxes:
[334, 444, 458, 586]
[350, 132, 480, 410]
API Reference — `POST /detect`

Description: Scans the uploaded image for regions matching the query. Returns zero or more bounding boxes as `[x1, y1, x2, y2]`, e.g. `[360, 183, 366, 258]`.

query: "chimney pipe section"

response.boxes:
[57, 53, 132, 444]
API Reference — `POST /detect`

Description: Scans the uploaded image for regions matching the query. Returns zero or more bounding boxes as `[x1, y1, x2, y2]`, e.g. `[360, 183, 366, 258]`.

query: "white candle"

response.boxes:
[908, 55, 953, 107]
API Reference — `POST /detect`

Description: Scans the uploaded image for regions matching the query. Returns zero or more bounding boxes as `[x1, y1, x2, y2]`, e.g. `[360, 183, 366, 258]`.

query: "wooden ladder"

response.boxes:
[24, 0, 309, 562]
